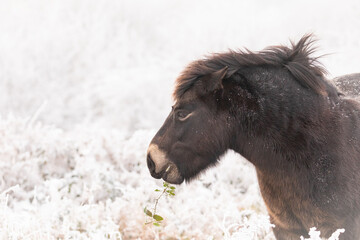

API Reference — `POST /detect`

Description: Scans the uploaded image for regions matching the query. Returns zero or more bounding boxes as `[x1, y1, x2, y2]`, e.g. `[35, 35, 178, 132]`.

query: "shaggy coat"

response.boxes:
[146, 35, 360, 239]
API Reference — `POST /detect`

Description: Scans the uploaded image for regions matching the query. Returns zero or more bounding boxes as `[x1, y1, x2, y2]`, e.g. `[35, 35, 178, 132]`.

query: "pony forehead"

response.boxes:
[173, 34, 327, 101]
[172, 92, 197, 109]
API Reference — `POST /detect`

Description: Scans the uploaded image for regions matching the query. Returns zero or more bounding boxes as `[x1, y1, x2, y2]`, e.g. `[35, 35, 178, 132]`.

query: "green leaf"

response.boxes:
[144, 207, 153, 217]
[154, 189, 160, 192]
[169, 192, 175, 196]
[163, 182, 169, 188]
[153, 214, 164, 221]
[153, 222, 161, 227]
[170, 186, 176, 190]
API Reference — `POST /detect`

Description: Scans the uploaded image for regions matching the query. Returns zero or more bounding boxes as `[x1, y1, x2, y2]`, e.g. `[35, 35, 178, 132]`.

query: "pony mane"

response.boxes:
[173, 34, 328, 100]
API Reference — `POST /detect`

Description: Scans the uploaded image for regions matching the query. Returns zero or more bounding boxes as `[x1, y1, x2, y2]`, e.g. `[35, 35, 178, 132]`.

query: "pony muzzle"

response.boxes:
[146, 144, 184, 184]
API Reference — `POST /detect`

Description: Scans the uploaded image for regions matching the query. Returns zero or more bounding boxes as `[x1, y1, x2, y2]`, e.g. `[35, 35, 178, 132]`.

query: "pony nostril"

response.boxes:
[146, 144, 168, 179]
[147, 153, 163, 179]
[147, 154, 156, 173]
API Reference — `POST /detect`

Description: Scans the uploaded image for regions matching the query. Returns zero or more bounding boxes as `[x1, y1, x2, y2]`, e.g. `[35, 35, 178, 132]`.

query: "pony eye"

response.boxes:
[176, 111, 190, 121]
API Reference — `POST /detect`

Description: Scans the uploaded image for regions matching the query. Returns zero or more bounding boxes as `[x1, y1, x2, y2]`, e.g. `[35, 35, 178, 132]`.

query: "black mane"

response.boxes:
[174, 34, 329, 99]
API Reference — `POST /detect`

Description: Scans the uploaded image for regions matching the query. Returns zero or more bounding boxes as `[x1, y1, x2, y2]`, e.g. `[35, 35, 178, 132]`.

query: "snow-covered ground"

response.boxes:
[0, 0, 359, 239]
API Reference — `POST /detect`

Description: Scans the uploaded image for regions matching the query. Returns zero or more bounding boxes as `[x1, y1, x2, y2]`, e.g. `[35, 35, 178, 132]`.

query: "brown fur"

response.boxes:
[147, 35, 360, 239]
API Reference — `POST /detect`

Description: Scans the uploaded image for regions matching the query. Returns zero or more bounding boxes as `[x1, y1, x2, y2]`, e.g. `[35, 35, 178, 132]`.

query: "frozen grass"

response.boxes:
[0, 0, 359, 239]
[0, 116, 271, 239]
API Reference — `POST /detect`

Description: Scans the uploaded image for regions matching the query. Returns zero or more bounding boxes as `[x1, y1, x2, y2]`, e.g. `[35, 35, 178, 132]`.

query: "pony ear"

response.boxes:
[196, 66, 228, 95]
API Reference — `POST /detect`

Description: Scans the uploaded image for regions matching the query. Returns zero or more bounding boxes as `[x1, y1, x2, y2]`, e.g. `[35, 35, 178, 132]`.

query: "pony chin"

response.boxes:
[162, 172, 184, 184]
[163, 175, 184, 185]
[162, 163, 185, 184]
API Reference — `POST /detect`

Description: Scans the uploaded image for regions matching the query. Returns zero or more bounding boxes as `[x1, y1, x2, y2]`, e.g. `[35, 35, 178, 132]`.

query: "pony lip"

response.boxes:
[149, 171, 163, 179]
[162, 172, 184, 185]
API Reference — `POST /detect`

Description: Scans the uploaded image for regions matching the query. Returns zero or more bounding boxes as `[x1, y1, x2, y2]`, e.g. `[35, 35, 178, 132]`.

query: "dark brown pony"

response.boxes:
[146, 35, 360, 240]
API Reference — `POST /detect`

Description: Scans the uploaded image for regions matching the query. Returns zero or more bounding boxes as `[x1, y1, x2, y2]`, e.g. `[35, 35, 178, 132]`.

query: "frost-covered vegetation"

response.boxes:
[0, 0, 359, 239]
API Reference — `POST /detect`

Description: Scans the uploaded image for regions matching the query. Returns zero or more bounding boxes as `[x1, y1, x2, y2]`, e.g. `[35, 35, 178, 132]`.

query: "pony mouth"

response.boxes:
[147, 154, 184, 184]
[149, 171, 163, 179]
[161, 164, 184, 184]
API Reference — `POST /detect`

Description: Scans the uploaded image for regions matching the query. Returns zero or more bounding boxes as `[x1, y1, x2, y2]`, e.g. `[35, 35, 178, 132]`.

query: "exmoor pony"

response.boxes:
[147, 35, 360, 239]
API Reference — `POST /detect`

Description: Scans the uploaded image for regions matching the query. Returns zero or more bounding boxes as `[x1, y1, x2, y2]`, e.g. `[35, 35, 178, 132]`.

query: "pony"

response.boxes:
[146, 34, 360, 239]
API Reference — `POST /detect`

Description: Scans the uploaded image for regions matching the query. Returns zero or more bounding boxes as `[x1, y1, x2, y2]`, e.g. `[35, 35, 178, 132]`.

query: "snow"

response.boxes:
[0, 0, 359, 239]
[300, 228, 345, 240]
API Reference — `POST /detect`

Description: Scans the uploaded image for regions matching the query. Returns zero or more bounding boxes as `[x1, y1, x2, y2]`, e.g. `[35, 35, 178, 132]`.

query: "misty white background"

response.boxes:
[0, 0, 359, 239]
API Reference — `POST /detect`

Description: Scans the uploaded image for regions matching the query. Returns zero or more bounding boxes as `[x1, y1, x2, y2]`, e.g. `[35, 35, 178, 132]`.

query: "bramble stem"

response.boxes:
[144, 182, 175, 226]
[153, 187, 167, 217]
